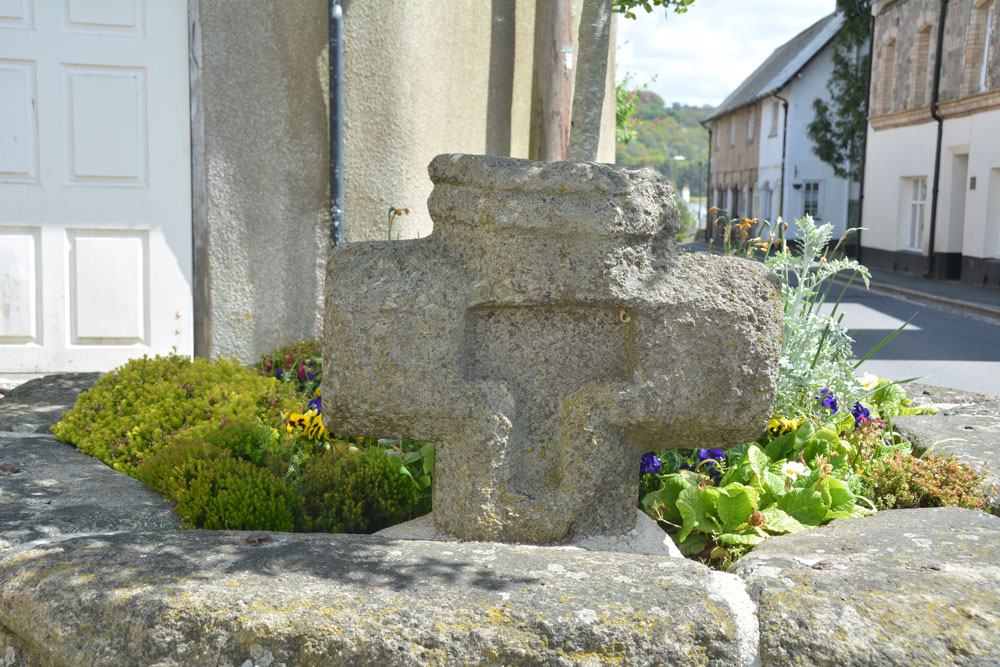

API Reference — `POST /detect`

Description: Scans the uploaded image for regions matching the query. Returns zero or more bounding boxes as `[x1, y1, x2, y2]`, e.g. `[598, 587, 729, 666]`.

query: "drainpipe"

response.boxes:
[329, 0, 345, 246]
[701, 119, 713, 241]
[854, 0, 876, 263]
[772, 92, 789, 221]
[925, 0, 947, 278]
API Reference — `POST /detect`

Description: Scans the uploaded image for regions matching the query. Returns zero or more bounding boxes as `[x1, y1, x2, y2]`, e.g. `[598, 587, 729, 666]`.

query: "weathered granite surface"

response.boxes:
[2, 377, 1000, 665]
[323, 154, 782, 545]
[0, 373, 100, 434]
[732, 507, 1000, 666]
[0, 530, 760, 667]
[0, 432, 179, 554]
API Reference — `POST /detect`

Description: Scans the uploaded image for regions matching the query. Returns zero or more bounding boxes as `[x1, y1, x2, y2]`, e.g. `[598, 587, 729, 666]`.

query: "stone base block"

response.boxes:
[0, 530, 757, 666]
[376, 509, 684, 559]
[733, 507, 1000, 666]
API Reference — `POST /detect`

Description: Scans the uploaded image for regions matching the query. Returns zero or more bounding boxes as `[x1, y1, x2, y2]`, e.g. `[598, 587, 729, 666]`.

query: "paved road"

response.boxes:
[820, 285, 1000, 396]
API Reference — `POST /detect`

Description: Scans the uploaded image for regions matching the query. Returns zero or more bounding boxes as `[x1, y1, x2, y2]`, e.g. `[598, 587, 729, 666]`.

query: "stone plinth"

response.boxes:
[322, 154, 782, 544]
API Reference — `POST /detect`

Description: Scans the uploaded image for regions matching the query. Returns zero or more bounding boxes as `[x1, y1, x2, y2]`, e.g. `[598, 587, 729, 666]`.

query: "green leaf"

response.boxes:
[763, 431, 796, 461]
[760, 507, 807, 534]
[776, 487, 826, 526]
[760, 469, 787, 505]
[677, 532, 707, 556]
[718, 531, 766, 547]
[641, 473, 690, 524]
[821, 476, 856, 514]
[717, 483, 757, 532]
[422, 450, 434, 476]
[675, 486, 721, 542]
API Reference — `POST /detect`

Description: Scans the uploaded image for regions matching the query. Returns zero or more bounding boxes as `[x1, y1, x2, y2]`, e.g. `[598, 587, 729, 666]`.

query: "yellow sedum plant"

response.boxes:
[51, 354, 302, 477]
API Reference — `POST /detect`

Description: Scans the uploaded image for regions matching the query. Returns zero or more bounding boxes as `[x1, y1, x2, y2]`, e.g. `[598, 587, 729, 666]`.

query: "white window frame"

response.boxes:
[748, 109, 755, 141]
[769, 101, 780, 137]
[729, 117, 736, 146]
[803, 181, 820, 219]
[908, 177, 927, 250]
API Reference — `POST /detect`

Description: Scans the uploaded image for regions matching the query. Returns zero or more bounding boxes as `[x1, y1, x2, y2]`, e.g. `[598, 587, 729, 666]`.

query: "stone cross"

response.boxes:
[322, 154, 781, 544]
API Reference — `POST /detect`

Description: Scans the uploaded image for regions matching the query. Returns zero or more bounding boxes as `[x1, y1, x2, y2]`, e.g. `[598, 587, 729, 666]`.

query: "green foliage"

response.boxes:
[863, 451, 990, 511]
[765, 216, 870, 417]
[52, 354, 301, 476]
[807, 0, 870, 180]
[297, 447, 426, 534]
[643, 424, 872, 566]
[137, 440, 298, 531]
[255, 339, 323, 397]
[615, 75, 642, 145]
[168, 417, 325, 484]
[613, 0, 695, 20]
[616, 92, 710, 196]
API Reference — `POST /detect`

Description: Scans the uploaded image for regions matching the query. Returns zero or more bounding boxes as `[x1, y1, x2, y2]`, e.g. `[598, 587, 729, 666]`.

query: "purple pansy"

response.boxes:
[849, 401, 870, 427]
[640, 452, 663, 476]
[816, 388, 839, 414]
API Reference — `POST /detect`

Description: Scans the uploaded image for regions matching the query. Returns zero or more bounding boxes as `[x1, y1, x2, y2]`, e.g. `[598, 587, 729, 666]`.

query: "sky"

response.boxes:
[616, 0, 838, 108]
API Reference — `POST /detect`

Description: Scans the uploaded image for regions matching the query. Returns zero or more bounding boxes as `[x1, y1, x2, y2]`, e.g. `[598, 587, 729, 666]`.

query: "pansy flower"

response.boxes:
[849, 401, 870, 428]
[816, 388, 838, 414]
[640, 452, 663, 476]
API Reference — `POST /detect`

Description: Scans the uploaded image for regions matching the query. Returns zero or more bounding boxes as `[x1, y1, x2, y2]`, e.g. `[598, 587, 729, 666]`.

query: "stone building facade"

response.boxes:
[861, 0, 1000, 284]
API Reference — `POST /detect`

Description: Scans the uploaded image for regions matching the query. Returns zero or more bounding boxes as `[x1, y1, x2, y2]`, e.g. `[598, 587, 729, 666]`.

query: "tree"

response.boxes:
[566, 0, 695, 161]
[806, 0, 870, 181]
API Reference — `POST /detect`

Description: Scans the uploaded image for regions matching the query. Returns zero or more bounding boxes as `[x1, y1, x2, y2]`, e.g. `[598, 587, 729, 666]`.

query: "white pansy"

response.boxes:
[780, 461, 808, 481]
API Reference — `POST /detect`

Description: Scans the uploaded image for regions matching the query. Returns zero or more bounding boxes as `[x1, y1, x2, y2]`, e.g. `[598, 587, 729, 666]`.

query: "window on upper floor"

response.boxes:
[803, 181, 820, 219]
[715, 122, 720, 149]
[769, 101, 779, 137]
[729, 117, 736, 146]
[910, 26, 932, 108]
[981, 2, 995, 93]
[963, 0, 995, 96]
[748, 109, 755, 141]
[878, 38, 897, 114]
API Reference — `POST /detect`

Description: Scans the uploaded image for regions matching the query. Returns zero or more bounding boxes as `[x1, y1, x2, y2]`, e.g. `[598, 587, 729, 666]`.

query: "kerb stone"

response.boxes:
[323, 154, 782, 545]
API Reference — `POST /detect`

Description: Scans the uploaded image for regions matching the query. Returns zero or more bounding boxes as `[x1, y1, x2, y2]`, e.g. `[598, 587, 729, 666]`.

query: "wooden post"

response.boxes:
[530, 0, 574, 161]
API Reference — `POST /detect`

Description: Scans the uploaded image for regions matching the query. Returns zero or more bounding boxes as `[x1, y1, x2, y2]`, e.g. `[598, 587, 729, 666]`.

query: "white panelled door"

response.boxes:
[0, 0, 191, 372]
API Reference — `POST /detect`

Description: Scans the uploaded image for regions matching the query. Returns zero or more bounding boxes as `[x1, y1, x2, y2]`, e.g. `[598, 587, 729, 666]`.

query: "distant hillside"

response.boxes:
[616, 94, 711, 197]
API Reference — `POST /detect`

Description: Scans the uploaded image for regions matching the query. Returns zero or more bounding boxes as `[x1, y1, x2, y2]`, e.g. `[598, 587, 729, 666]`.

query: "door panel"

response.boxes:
[0, 0, 190, 372]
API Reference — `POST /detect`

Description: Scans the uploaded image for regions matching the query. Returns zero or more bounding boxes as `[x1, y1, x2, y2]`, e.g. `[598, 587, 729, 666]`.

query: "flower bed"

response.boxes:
[51, 215, 990, 556]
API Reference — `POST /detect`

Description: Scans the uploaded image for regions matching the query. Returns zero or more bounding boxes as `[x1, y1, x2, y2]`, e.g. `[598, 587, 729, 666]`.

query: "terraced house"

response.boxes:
[704, 12, 854, 239]
[861, 0, 1000, 284]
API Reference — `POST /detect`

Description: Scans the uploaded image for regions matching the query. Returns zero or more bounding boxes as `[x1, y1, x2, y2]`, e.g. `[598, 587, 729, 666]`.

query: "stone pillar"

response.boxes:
[323, 154, 782, 544]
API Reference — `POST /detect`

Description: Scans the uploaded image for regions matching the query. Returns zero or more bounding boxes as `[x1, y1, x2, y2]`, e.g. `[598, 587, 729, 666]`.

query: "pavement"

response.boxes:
[681, 240, 1000, 320]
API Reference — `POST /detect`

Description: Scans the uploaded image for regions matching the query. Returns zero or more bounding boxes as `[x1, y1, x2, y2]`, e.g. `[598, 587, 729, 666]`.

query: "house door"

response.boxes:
[0, 0, 192, 372]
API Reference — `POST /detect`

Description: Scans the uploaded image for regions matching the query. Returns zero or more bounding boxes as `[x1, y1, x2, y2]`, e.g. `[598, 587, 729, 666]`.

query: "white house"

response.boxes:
[861, 0, 999, 284]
